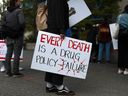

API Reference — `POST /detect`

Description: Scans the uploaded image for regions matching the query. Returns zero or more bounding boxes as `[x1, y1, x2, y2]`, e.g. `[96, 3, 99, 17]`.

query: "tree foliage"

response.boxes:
[22, 0, 37, 32]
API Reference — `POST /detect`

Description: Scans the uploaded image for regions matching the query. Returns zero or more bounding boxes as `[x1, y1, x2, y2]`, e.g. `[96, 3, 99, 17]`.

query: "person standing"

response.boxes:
[87, 24, 98, 63]
[44, 0, 75, 95]
[1, 0, 25, 77]
[117, 5, 128, 75]
[97, 19, 111, 64]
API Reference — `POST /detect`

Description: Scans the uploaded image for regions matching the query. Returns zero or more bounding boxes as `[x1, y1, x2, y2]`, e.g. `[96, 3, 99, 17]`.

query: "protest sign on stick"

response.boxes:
[109, 23, 118, 50]
[68, 0, 91, 27]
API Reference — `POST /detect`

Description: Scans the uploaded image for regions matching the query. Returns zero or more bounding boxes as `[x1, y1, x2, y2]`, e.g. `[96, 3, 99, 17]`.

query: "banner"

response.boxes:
[68, 0, 91, 27]
[31, 31, 92, 79]
[109, 23, 118, 50]
[0, 40, 23, 61]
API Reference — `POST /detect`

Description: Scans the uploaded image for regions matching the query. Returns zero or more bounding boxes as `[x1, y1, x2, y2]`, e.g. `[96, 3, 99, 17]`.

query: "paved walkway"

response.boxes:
[0, 50, 128, 96]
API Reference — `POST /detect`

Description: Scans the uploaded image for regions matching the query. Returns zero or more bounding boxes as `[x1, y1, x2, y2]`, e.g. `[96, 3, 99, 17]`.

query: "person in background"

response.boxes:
[97, 18, 111, 64]
[117, 5, 128, 75]
[87, 24, 98, 63]
[44, 0, 75, 95]
[1, 0, 25, 77]
[66, 27, 72, 37]
[72, 27, 79, 39]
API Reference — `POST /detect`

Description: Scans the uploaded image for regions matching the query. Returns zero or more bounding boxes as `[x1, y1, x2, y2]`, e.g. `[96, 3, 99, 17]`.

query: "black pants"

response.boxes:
[118, 31, 128, 70]
[45, 72, 64, 85]
[5, 36, 23, 74]
[44, 28, 65, 85]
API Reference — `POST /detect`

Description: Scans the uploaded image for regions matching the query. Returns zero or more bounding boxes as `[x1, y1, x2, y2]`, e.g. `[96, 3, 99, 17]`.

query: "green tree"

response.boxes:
[22, 0, 37, 31]
[22, 0, 38, 42]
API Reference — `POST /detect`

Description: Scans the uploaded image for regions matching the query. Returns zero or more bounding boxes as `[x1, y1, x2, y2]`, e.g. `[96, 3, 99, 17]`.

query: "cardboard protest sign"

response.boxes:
[109, 23, 118, 50]
[0, 40, 23, 61]
[68, 0, 91, 27]
[31, 31, 92, 79]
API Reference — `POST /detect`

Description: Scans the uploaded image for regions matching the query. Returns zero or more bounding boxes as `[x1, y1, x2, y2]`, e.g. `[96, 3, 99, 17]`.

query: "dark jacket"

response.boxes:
[2, 6, 25, 35]
[98, 22, 111, 43]
[47, 0, 69, 34]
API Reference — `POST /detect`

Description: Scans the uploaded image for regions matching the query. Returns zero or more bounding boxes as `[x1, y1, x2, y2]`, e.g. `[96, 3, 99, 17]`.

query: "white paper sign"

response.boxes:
[31, 31, 92, 79]
[109, 23, 118, 50]
[68, 0, 91, 27]
[0, 40, 23, 61]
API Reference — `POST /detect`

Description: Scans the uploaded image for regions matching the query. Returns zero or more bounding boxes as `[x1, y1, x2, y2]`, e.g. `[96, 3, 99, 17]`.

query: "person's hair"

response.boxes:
[123, 5, 128, 13]
[9, 0, 18, 7]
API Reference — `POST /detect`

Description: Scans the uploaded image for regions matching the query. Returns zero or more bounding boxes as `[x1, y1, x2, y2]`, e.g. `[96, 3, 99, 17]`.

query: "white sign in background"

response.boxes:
[0, 40, 23, 61]
[31, 31, 92, 79]
[68, 0, 91, 27]
[109, 23, 118, 50]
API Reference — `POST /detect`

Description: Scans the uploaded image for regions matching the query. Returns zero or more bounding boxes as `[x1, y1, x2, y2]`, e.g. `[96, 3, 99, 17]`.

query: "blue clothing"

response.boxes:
[66, 28, 72, 37]
[117, 13, 128, 29]
[98, 42, 111, 62]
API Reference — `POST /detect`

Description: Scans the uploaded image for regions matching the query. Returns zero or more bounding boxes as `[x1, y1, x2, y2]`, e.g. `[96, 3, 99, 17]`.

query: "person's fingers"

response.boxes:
[60, 34, 65, 39]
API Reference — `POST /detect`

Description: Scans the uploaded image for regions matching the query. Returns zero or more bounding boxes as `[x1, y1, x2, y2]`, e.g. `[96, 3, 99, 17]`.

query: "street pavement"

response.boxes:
[0, 50, 128, 96]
